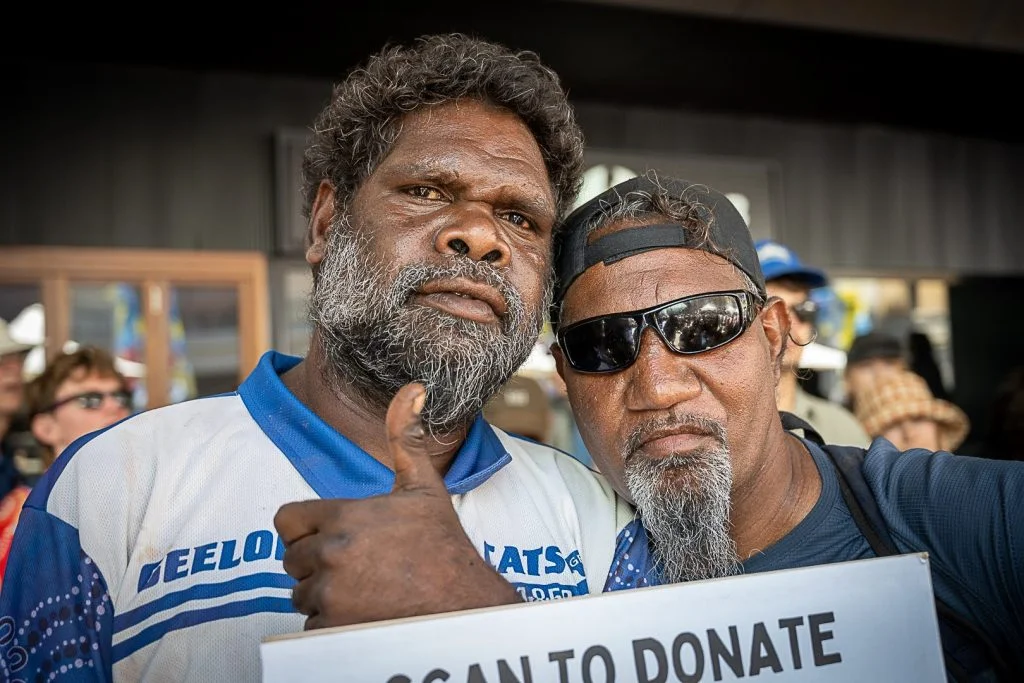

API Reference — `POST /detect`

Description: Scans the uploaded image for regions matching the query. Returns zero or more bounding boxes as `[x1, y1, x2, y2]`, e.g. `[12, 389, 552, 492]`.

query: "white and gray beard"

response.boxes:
[623, 414, 740, 584]
[308, 217, 550, 434]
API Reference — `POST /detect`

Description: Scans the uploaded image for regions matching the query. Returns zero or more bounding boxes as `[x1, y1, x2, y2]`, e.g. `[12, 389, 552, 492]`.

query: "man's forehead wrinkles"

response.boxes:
[388, 149, 553, 214]
[651, 275, 669, 304]
[397, 158, 459, 176]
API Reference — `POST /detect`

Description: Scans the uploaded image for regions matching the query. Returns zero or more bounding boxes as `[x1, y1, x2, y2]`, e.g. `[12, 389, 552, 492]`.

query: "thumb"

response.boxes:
[387, 383, 445, 493]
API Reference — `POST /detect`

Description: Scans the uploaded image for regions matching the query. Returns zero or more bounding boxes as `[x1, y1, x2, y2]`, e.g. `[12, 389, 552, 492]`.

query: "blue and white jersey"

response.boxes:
[0, 352, 635, 682]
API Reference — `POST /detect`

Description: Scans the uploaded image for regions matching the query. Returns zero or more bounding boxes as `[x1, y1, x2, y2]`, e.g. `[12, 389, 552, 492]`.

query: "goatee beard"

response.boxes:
[308, 217, 550, 435]
[623, 414, 740, 583]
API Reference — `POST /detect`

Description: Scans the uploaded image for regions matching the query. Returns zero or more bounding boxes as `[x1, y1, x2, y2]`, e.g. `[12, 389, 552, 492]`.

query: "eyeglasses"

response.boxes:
[557, 290, 762, 374]
[790, 299, 819, 324]
[41, 390, 133, 414]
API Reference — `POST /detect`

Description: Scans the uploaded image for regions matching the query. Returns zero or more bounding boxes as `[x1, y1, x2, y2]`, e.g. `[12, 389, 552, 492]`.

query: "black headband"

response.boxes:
[552, 175, 766, 323]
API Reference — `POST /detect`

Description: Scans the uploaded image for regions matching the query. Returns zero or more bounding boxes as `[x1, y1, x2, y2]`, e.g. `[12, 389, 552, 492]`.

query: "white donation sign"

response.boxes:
[261, 553, 946, 683]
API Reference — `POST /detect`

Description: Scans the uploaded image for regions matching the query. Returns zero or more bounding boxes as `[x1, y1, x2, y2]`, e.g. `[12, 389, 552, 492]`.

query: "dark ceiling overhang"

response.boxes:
[11, 1, 1024, 143]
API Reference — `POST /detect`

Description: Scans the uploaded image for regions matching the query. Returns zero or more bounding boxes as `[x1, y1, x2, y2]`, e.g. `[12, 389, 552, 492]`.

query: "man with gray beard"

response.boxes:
[309, 222, 541, 436]
[621, 414, 736, 583]
[0, 34, 634, 682]
[550, 174, 1024, 679]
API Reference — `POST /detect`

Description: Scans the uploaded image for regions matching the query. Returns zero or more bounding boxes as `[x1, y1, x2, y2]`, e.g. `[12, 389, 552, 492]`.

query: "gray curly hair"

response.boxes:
[300, 33, 585, 226]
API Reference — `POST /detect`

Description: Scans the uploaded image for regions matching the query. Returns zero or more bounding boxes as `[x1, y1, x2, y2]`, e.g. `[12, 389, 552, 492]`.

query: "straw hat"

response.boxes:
[0, 318, 33, 357]
[854, 370, 969, 451]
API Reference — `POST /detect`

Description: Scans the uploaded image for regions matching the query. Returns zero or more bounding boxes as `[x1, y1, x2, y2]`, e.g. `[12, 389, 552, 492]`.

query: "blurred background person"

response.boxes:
[26, 347, 132, 460]
[843, 331, 907, 410]
[908, 330, 952, 402]
[0, 320, 32, 500]
[854, 368, 969, 452]
[0, 347, 130, 585]
[756, 239, 871, 447]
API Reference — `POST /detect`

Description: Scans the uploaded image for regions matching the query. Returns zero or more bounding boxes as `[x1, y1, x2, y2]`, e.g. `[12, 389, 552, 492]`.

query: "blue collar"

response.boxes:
[237, 351, 512, 499]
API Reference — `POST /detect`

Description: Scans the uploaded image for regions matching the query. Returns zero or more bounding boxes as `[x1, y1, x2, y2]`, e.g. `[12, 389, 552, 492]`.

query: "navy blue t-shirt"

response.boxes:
[606, 438, 1024, 671]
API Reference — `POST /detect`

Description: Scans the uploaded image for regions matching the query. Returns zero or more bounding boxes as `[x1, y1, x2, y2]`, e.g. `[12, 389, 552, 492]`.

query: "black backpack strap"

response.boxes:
[779, 411, 826, 447]
[780, 411, 899, 554]
[823, 444, 901, 557]
[779, 413, 1011, 681]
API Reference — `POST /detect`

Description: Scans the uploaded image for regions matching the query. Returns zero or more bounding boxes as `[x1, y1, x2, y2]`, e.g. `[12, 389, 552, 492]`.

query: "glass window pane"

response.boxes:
[174, 286, 240, 400]
[280, 267, 312, 358]
[70, 282, 148, 410]
[831, 277, 913, 346]
[828, 276, 954, 400]
[0, 283, 41, 326]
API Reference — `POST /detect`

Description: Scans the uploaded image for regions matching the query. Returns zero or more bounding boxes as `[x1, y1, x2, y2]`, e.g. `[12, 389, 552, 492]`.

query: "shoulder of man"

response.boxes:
[29, 393, 246, 504]
[24, 394, 251, 577]
[487, 426, 636, 591]
[859, 440, 1024, 656]
[0, 393, 255, 680]
[860, 440, 1024, 531]
[488, 427, 620, 503]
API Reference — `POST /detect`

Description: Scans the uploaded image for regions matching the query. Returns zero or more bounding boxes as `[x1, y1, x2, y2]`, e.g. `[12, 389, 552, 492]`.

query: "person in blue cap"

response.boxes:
[755, 239, 871, 447]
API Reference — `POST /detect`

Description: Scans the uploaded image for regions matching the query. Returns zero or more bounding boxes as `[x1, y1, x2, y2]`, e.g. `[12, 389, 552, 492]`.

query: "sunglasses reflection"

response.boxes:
[558, 290, 761, 373]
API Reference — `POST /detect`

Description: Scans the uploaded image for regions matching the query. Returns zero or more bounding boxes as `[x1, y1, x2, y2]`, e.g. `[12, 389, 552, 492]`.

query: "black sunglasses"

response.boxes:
[557, 290, 762, 374]
[790, 299, 819, 324]
[42, 390, 132, 414]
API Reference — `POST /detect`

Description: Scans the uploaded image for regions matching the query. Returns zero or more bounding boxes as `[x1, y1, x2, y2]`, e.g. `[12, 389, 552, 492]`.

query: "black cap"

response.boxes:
[846, 332, 905, 367]
[552, 176, 765, 323]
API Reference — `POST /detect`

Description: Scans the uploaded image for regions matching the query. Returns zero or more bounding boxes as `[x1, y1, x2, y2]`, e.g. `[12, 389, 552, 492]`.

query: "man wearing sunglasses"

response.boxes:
[754, 239, 870, 447]
[552, 175, 1024, 678]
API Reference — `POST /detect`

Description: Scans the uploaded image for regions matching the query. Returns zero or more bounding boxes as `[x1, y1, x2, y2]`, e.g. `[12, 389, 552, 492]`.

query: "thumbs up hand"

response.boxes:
[387, 384, 449, 496]
[274, 383, 520, 631]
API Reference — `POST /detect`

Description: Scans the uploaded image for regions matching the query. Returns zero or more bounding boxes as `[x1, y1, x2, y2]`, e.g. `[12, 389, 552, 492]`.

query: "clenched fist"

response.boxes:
[274, 383, 520, 630]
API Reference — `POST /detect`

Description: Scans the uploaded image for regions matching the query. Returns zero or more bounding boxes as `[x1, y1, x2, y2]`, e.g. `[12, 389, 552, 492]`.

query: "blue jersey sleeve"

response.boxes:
[865, 445, 1024, 664]
[0, 505, 112, 682]
[603, 517, 659, 591]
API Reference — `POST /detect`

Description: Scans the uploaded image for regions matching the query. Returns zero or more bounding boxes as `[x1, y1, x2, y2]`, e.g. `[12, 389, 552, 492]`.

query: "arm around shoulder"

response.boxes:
[867, 447, 1024, 659]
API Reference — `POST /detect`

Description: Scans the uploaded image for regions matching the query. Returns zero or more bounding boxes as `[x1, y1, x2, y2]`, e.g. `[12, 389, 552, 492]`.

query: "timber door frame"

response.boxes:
[0, 247, 269, 409]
